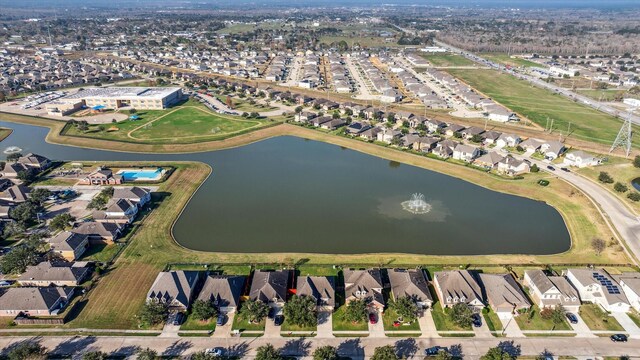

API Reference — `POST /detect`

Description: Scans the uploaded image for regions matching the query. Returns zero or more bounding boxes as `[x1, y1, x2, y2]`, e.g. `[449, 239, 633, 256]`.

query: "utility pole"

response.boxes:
[610, 114, 633, 158]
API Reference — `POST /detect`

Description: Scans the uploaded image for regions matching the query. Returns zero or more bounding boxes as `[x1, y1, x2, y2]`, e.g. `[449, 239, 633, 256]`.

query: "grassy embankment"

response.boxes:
[577, 156, 640, 214]
[419, 54, 476, 67]
[480, 53, 544, 68]
[0, 127, 12, 142]
[446, 69, 640, 150]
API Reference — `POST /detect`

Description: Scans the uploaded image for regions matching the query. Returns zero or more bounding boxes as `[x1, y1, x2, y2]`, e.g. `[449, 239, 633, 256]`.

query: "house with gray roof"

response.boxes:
[71, 221, 122, 243]
[196, 275, 245, 313]
[564, 150, 600, 168]
[565, 268, 629, 313]
[541, 141, 566, 160]
[615, 273, 640, 312]
[48, 231, 89, 261]
[113, 187, 151, 208]
[94, 198, 138, 224]
[388, 268, 433, 309]
[147, 270, 201, 310]
[523, 270, 580, 312]
[0, 184, 31, 203]
[478, 273, 531, 318]
[1, 162, 28, 178]
[296, 275, 336, 311]
[18, 261, 90, 287]
[343, 268, 385, 310]
[453, 144, 480, 162]
[433, 270, 484, 309]
[474, 152, 505, 169]
[0, 287, 75, 316]
[17, 153, 51, 170]
[249, 270, 290, 307]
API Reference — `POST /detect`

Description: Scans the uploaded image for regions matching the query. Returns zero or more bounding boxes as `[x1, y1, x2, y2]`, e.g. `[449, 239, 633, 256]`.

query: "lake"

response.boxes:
[0, 121, 571, 255]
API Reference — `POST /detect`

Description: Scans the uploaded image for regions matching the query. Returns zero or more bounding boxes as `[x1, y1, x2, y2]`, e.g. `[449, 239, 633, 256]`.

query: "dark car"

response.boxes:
[369, 313, 378, 324]
[561, 167, 570, 172]
[566, 312, 578, 324]
[547, 165, 555, 171]
[425, 346, 449, 356]
[216, 314, 226, 326]
[611, 334, 628, 342]
[172, 312, 184, 326]
[274, 315, 284, 326]
[471, 313, 482, 328]
[268, 307, 276, 319]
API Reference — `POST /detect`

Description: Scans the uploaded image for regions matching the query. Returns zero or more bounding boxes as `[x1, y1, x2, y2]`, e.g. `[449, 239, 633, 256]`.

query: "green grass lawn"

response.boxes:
[576, 156, 640, 214]
[482, 308, 503, 333]
[296, 265, 340, 276]
[578, 304, 624, 331]
[332, 306, 368, 331]
[231, 307, 266, 332]
[576, 89, 628, 102]
[446, 69, 640, 148]
[480, 53, 544, 68]
[515, 306, 571, 331]
[382, 308, 420, 331]
[180, 313, 216, 331]
[280, 319, 317, 332]
[214, 94, 275, 113]
[628, 310, 640, 328]
[80, 243, 121, 263]
[420, 54, 476, 67]
[431, 303, 472, 331]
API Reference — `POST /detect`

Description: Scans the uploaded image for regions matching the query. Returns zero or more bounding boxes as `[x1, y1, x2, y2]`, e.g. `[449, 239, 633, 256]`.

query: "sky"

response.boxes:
[1, 0, 639, 9]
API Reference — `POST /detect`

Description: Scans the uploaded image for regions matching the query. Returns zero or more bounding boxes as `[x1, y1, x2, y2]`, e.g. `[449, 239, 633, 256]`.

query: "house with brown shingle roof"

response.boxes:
[196, 275, 245, 313]
[343, 269, 385, 311]
[296, 276, 336, 311]
[147, 270, 201, 310]
[523, 270, 580, 312]
[18, 261, 90, 287]
[48, 231, 89, 261]
[71, 221, 122, 244]
[433, 270, 484, 309]
[0, 286, 74, 316]
[388, 268, 433, 309]
[249, 270, 290, 307]
[478, 273, 531, 318]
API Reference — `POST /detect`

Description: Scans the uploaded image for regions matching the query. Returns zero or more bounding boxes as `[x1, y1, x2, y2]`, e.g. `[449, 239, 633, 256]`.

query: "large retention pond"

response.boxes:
[0, 121, 571, 255]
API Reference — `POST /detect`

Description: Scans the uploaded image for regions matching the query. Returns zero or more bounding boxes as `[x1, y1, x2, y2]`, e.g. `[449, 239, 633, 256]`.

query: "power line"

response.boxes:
[610, 115, 633, 158]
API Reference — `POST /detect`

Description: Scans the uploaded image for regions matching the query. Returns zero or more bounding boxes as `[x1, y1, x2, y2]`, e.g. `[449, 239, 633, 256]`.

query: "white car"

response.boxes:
[204, 348, 224, 357]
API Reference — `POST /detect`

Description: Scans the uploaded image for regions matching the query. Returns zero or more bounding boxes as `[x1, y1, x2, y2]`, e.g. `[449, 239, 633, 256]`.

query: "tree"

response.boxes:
[342, 299, 368, 323]
[6, 152, 22, 162]
[190, 352, 218, 360]
[49, 213, 75, 232]
[255, 344, 283, 360]
[136, 348, 157, 360]
[191, 299, 218, 321]
[7, 341, 46, 360]
[614, 182, 628, 193]
[449, 303, 474, 328]
[138, 301, 169, 326]
[628, 192, 640, 202]
[634, 155, 640, 168]
[390, 296, 419, 323]
[434, 350, 454, 360]
[313, 345, 338, 360]
[82, 351, 107, 360]
[9, 202, 38, 225]
[598, 171, 614, 184]
[283, 295, 317, 327]
[29, 188, 52, 206]
[530, 164, 539, 173]
[591, 238, 606, 255]
[129, 109, 137, 115]
[540, 306, 564, 325]
[370, 345, 398, 360]
[294, 106, 303, 114]
[240, 299, 269, 323]
[470, 134, 484, 143]
[481, 347, 515, 360]
[17, 168, 38, 183]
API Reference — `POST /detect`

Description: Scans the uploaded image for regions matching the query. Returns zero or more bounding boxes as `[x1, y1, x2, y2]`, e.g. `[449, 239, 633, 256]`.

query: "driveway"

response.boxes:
[499, 316, 524, 338]
[567, 312, 596, 338]
[212, 312, 234, 338]
[317, 310, 334, 338]
[368, 311, 385, 338]
[418, 310, 439, 338]
[159, 312, 181, 338]
[264, 313, 282, 338]
[612, 312, 640, 339]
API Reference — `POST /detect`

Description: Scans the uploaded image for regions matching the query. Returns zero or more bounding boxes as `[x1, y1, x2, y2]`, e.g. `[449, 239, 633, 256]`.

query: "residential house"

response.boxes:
[18, 153, 51, 170]
[377, 129, 402, 144]
[71, 221, 122, 244]
[296, 275, 336, 311]
[523, 270, 581, 312]
[48, 231, 89, 261]
[453, 144, 480, 162]
[295, 111, 316, 123]
[320, 118, 346, 130]
[483, 131, 502, 145]
[343, 268, 385, 311]
[94, 198, 138, 224]
[17, 261, 90, 287]
[1, 162, 28, 178]
[387, 268, 433, 309]
[249, 270, 290, 308]
[146, 270, 201, 310]
[565, 269, 630, 313]
[520, 138, 544, 152]
[615, 273, 640, 312]
[496, 134, 521, 148]
[541, 141, 566, 160]
[346, 122, 371, 135]
[413, 137, 440, 152]
[310, 116, 333, 127]
[564, 151, 600, 168]
[474, 152, 505, 170]
[0, 287, 75, 316]
[478, 273, 531, 318]
[0, 184, 31, 203]
[112, 187, 152, 208]
[433, 140, 458, 159]
[359, 127, 382, 141]
[196, 275, 245, 313]
[460, 127, 485, 140]
[497, 156, 530, 176]
[425, 119, 446, 133]
[433, 270, 484, 309]
[444, 124, 465, 137]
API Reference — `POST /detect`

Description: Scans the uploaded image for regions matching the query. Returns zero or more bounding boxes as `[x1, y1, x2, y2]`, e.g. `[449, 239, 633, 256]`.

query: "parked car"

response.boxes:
[0, 280, 12, 287]
[268, 307, 276, 319]
[471, 313, 482, 328]
[611, 334, 628, 342]
[205, 347, 224, 356]
[566, 312, 578, 324]
[172, 312, 184, 326]
[369, 313, 378, 324]
[425, 346, 449, 357]
[547, 165, 555, 171]
[274, 315, 284, 326]
[561, 167, 570, 172]
[216, 314, 226, 326]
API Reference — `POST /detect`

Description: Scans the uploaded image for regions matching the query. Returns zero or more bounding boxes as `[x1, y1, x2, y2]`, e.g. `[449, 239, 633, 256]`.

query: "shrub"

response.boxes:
[598, 171, 614, 184]
[530, 164, 539, 172]
[634, 155, 640, 168]
[614, 182, 628, 193]
[628, 192, 640, 202]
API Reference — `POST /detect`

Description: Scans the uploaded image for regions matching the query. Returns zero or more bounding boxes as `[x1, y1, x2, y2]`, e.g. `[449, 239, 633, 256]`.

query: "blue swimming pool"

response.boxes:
[117, 168, 163, 181]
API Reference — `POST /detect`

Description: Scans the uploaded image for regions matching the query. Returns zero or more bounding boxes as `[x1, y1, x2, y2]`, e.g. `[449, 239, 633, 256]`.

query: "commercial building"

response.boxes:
[60, 87, 183, 110]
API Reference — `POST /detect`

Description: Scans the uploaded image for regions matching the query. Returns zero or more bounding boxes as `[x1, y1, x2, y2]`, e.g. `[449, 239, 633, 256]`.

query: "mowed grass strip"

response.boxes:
[420, 54, 476, 67]
[480, 53, 543, 68]
[446, 69, 640, 148]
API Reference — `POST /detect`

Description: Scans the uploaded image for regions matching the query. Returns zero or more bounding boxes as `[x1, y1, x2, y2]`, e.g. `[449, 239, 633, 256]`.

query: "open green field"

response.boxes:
[578, 304, 624, 331]
[420, 54, 476, 67]
[577, 156, 640, 214]
[62, 99, 274, 144]
[480, 53, 544, 68]
[576, 89, 628, 102]
[515, 306, 571, 331]
[214, 94, 276, 113]
[446, 69, 640, 149]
